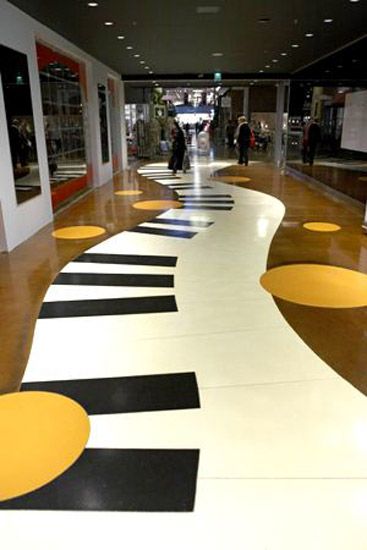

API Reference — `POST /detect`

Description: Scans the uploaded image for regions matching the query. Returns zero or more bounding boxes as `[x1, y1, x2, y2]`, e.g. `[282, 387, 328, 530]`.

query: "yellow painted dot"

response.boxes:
[260, 264, 367, 308]
[303, 222, 341, 232]
[133, 200, 183, 211]
[115, 190, 143, 196]
[212, 176, 251, 183]
[52, 226, 106, 240]
[0, 392, 90, 502]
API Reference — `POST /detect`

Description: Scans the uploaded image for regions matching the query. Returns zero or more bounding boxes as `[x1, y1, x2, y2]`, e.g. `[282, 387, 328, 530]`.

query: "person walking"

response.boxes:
[236, 116, 251, 166]
[307, 118, 321, 166]
[169, 121, 186, 174]
[226, 119, 236, 149]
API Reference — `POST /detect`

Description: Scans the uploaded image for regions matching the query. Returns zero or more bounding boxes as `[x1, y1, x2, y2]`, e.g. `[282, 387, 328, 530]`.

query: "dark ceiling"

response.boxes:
[8, 0, 367, 79]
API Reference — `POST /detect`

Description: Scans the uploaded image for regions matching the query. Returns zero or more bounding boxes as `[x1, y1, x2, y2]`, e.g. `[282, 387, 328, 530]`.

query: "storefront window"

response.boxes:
[37, 42, 90, 211]
[0, 44, 41, 204]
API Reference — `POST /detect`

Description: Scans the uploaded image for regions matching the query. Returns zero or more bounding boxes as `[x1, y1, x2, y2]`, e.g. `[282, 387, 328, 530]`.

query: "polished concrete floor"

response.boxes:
[1, 156, 367, 549]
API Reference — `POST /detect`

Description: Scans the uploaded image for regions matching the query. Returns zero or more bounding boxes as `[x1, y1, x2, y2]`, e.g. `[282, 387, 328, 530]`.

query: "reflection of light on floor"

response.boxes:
[257, 218, 270, 238]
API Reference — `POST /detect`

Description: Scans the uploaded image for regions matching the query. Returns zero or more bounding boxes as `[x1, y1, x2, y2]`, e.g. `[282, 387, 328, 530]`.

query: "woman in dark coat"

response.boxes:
[170, 121, 186, 174]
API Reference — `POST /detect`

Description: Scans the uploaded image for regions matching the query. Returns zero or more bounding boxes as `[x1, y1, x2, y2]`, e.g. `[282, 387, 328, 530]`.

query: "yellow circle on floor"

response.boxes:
[0, 391, 90, 502]
[133, 200, 183, 210]
[303, 222, 341, 232]
[260, 264, 367, 308]
[52, 226, 106, 240]
[115, 190, 143, 196]
[213, 176, 251, 183]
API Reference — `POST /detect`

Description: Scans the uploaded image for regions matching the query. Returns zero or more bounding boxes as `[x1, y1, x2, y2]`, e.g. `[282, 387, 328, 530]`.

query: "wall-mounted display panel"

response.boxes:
[98, 83, 109, 164]
[0, 44, 41, 204]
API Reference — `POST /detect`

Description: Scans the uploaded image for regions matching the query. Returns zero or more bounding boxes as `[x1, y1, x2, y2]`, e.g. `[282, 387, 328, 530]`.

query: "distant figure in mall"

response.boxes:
[226, 119, 236, 149]
[169, 120, 186, 174]
[304, 118, 321, 166]
[236, 115, 251, 166]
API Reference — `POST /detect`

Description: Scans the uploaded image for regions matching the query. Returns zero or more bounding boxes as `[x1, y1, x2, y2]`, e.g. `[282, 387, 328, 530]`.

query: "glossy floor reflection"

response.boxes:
[1, 158, 367, 549]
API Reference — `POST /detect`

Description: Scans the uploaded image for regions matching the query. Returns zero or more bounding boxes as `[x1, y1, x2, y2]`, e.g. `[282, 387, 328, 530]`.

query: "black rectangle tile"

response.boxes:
[180, 193, 232, 200]
[53, 272, 174, 288]
[73, 253, 177, 267]
[129, 226, 196, 239]
[169, 185, 212, 190]
[181, 205, 233, 211]
[149, 218, 213, 228]
[0, 448, 200, 512]
[39, 295, 177, 319]
[22, 372, 200, 415]
[179, 200, 235, 205]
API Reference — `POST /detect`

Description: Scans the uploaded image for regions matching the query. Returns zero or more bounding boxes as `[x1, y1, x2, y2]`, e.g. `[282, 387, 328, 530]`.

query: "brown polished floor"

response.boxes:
[213, 162, 367, 396]
[287, 161, 367, 204]
[1, 160, 367, 398]
[0, 168, 176, 394]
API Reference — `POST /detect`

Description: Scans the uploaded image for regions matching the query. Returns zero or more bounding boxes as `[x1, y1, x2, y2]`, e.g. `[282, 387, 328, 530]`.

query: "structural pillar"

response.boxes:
[243, 86, 249, 119]
[274, 82, 286, 168]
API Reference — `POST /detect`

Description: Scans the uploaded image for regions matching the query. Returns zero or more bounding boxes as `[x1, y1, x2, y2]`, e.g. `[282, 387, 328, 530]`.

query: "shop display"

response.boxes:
[37, 42, 89, 210]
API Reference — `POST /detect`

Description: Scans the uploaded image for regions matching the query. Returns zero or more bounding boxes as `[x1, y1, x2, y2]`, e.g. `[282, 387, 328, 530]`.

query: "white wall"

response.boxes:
[341, 90, 367, 153]
[0, 0, 126, 251]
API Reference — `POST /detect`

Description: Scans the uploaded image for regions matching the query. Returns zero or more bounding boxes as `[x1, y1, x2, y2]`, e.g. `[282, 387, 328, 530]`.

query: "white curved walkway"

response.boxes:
[2, 161, 367, 549]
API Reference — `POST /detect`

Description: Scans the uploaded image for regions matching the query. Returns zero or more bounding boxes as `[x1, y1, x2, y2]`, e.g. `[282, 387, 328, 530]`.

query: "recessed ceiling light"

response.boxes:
[133, 54, 140, 58]
[126, 46, 133, 50]
[291, 44, 299, 48]
[117, 35, 125, 40]
[149, 71, 154, 74]
[323, 18, 333, 23]
[281, 52, 287, 56]
[350, 0, 359, 3]
[144, 66, 149, 70]
[258, 17, 271, 23]
[104, 21, 114, 26]
[139, 60, 145, 64]
[265, 64, 271, 68]
[259, 69, 264, 73]
[272, 59, 278, 63]
[305, 33, 314, 38]
[87, 2, 98, 6]
[196, 6, 221, 14]
[212, 52, 223, 57]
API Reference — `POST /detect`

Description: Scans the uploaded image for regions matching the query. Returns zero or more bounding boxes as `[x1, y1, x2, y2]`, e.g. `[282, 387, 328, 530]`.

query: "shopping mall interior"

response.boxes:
[1, 1, 367, 548]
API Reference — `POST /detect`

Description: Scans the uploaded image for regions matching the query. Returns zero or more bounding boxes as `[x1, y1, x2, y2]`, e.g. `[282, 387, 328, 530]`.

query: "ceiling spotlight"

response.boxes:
[212, 52, 223, 57]
[126, 46, 133, 50]
[272, 59, 278, 63]
[265, 64, 271, 68]
[117, 35, 125, 40]
[139, 61, 145, 64]
[259, 69, 264, 73]
[87, 2, 98, 6]
[149, 71, 154, 74]
[281, 52, 287, 56]
[291, 44, 299, 48]
[305, 33, 314, 37]
[323, 18, 333, 23]
[104, 21, 114, 26]
[133, 54, 140, 58]
[144, 66, 149, 70]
